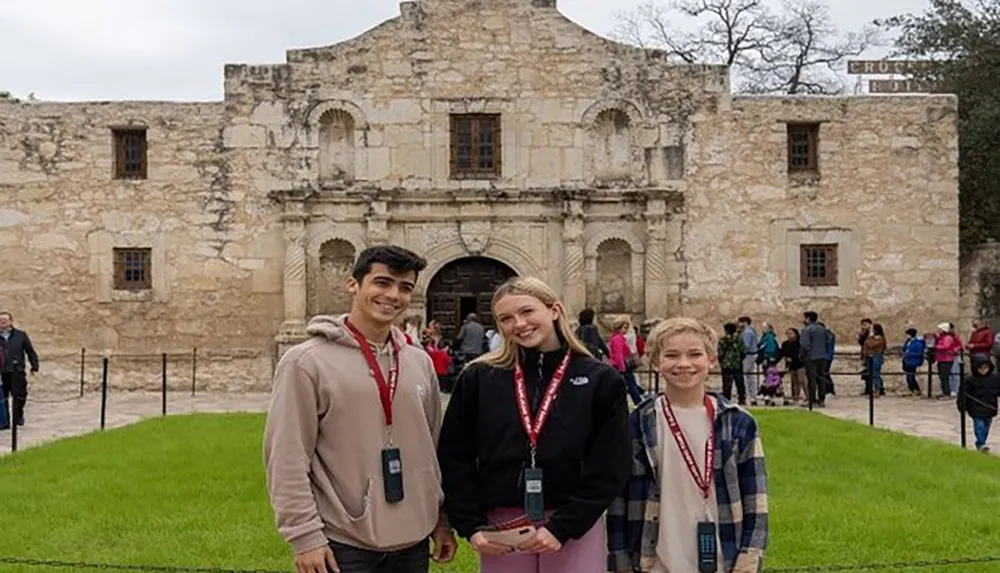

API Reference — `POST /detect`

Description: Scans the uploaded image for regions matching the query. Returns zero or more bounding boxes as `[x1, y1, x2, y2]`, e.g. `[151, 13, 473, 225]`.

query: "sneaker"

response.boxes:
[982, 446, 991, 453]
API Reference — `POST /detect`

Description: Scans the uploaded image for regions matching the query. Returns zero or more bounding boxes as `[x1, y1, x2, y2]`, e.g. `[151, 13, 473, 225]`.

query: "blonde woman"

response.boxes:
[437, 277, 631, 573]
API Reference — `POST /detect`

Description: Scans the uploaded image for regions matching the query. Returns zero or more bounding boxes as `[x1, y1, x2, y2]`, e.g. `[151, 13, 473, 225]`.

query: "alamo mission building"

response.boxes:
[0, 0, 959, 389]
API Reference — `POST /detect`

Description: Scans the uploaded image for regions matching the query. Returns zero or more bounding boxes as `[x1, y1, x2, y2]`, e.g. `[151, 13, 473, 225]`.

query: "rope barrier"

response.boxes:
[2, 554, 1000, 572]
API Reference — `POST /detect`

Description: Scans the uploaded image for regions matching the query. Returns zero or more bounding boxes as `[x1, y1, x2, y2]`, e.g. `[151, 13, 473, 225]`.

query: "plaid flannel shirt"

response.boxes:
[606, 392, 769, 573]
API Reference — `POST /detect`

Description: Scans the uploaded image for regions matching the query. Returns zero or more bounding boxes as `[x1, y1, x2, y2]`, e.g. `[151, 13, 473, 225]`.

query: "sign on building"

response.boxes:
[868, 79, 939, 93]
[846, 60, 941, 93]
[847, 60, 935, 75]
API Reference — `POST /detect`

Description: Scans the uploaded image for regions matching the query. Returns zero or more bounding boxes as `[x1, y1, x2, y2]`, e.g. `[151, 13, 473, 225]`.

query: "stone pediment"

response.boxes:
[282, 0, 687, 72]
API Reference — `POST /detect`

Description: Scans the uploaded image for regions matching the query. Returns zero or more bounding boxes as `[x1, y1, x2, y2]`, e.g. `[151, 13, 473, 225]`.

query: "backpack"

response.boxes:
[903, 338, 926, 369]
[575, 324, 605, 359]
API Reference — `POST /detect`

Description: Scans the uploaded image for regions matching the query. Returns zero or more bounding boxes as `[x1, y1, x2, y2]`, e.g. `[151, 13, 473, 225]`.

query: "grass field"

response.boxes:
[1, 410, 999, 573]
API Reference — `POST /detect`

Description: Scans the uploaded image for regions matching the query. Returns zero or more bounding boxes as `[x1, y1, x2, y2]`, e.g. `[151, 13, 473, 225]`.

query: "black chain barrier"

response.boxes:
[3, 554, 1000, 573]
[766, 555, 1000, 572]
[0, 556, 291, 573]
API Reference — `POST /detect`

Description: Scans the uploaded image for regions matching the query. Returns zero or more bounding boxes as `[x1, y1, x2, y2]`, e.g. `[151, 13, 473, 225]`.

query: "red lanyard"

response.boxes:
[661, 395, 716, 500]
[513, 351, 572, 464]
[345, 320, 400, 427]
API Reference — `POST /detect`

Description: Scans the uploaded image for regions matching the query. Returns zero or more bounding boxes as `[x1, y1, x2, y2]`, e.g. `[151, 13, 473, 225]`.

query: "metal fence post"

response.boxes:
[927, 359, 934, 399]
[959, 360, 967, 449]
[100, 356, 109, 431]
[10, 407, 17, 453]
[161, 352, 168, 417]
[79, 348, 86, 398]
[191, 347, 197, 397]
[868, 356, 875, 427]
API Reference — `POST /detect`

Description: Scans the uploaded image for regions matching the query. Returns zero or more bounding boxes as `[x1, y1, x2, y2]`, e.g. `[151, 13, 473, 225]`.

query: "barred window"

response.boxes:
[113, 248, 152, 290]
[800, 244, 838, 286]
[113, 128, 147, 179]
[450, 114, 501, 179]
[787, 123, 819, 173]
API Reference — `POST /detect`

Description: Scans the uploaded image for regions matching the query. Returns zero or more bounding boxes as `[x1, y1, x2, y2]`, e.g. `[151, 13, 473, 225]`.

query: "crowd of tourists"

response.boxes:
[263, 245, 767, 573]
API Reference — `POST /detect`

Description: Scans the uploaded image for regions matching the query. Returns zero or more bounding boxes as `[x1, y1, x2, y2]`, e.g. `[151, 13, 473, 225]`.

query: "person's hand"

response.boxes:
[470, 532, 514, 556]
[516, 527, 562, 554]
[431, 526, 458, 563]
[294, 545, 338, 573]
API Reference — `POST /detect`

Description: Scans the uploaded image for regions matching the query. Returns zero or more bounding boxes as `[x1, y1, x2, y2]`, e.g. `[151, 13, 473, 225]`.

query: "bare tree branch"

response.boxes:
[613, 0, 881, 95]
[611, 1, 697, 62]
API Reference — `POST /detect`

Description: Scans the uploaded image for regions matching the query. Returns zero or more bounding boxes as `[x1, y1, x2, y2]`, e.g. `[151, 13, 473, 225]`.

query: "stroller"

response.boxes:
[760, 361, 789, 406]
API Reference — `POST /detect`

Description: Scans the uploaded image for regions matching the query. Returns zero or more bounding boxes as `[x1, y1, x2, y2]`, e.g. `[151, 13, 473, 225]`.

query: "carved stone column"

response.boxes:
[645, 198, 670, 320]
[631, 251, 645, 315]
[584, 255, 598, 309]
[366, 199, 389, 245]
[560, 200, 586, 315]
[280, 215, 308, 332]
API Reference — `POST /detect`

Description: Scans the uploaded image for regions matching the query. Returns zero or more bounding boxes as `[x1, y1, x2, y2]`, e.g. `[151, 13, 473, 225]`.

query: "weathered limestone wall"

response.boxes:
[221, 0, 719, 328]
[0, 101, 285, 391]
[220, 0, 727, 194]
[682, 95, 960, 339]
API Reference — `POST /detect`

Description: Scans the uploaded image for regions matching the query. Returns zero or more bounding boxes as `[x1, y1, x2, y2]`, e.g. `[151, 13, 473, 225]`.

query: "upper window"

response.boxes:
[800, 244, 838, 287]
[450, 114, 501, 179]
[787, 123, 819, 173]
[113, 248, 152, 291]
[113, 128, 148, 180]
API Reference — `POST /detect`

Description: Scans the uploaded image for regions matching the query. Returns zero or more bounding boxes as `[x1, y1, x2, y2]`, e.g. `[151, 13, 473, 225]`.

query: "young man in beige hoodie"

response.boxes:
[264, 245, 457, 573]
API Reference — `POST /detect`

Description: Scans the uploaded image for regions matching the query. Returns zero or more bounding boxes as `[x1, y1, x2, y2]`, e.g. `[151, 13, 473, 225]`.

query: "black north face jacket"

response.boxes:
[1, 329, 39, 373]
[437, 342, 630, 544]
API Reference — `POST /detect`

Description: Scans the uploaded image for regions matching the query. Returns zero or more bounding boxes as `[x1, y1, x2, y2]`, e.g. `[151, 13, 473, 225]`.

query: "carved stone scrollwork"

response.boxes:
[563, 244, 584, 284]
[460, 220, 492, 255]
[282, 218, 308, 328]
[644, 214, 670, 318]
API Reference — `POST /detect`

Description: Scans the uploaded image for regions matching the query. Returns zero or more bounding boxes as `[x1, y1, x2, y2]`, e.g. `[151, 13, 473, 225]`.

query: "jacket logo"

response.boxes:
[570, 376, 590, 386]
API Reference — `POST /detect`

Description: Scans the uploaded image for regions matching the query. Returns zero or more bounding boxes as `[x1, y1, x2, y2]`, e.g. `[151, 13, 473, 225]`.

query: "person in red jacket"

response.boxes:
[968, 320, 995, 360]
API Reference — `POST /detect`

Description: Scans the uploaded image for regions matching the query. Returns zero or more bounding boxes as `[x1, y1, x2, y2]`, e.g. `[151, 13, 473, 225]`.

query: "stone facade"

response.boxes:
[0, 0, 959, 390]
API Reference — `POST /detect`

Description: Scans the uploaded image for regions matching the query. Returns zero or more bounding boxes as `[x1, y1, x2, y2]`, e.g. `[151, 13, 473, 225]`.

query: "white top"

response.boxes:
[651, 396, 723, 573]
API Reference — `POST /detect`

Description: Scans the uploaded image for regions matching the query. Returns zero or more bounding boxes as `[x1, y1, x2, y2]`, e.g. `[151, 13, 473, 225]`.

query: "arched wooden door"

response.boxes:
[426, 257, 517, 341]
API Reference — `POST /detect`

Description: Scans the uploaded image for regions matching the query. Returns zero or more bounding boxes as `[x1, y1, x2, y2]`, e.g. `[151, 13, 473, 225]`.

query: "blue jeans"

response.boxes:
[623, 366, 645, 406]
[870, 354, 884, 393]
[903, 366, 920, 392]
[973, 417, 993, 450]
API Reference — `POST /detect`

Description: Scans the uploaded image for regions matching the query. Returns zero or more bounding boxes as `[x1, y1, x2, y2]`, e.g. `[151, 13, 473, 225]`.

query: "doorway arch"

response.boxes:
[426, 257, 518, 341]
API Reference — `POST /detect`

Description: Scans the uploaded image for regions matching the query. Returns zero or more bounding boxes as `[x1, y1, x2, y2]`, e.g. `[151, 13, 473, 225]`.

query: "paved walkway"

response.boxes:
[1, 391, 272, 456]
[817, 393, 995, 453]
[1, 390, 993, 456]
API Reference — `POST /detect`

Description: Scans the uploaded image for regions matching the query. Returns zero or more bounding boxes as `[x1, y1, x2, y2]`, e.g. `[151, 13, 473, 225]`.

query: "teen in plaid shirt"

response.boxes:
[606, 317, 769, 573]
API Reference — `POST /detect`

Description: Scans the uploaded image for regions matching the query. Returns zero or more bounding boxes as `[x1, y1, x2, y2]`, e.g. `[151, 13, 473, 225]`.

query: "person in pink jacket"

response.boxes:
[934, 322, 963, 397]
[608, 319, 644, 405]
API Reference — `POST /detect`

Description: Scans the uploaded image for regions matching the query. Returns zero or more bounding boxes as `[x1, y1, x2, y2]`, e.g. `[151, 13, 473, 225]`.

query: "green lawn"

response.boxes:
[0, 411, 998, 573]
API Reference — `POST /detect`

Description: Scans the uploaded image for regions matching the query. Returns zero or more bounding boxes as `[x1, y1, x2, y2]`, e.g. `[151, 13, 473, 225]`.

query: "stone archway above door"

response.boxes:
[414, 236, 542, 302]
[425, 256, 518, 342]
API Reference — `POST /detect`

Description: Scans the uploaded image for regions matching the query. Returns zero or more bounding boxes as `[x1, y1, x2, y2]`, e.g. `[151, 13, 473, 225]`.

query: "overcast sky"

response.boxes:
[1, 0, 931, 102]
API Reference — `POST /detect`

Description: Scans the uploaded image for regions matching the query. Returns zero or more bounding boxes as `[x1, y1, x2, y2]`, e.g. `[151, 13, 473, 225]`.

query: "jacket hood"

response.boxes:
[971, 354, 994, 375]
[305, 314, 409, 349]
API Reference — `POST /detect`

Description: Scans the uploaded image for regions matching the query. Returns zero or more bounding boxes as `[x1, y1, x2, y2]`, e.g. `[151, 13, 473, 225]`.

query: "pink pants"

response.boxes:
[478, 508, 606, 573]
